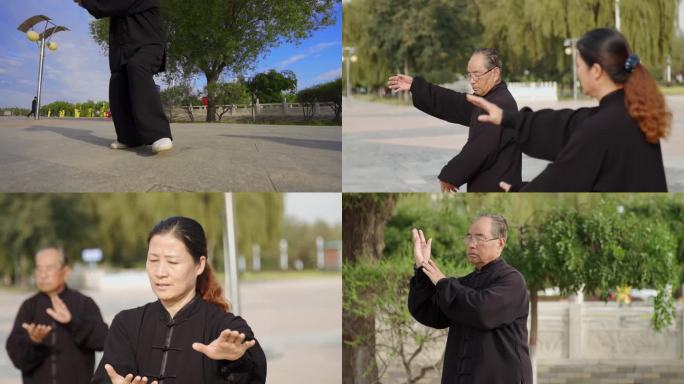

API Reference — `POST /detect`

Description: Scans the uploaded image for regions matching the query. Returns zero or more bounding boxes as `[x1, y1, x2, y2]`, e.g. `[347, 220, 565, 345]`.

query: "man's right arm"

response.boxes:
[5, 299, 49, 373]
[410, 77, 473, 126]
[407, 268, 450, 329]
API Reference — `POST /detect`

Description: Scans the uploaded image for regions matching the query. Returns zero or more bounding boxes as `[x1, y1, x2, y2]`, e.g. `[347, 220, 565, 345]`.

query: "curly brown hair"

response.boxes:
[624, 65, 672, 143]
[577, 28, 671, 143]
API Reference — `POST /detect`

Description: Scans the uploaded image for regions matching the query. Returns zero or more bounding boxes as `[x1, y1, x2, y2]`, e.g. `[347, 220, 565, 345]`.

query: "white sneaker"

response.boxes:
[151, 138, 173, 153]
[110, 141, 129, 149]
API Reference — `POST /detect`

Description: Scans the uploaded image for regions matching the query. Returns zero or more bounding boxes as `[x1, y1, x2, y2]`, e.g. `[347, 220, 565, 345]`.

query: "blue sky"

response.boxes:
[0, 1, 342, 108]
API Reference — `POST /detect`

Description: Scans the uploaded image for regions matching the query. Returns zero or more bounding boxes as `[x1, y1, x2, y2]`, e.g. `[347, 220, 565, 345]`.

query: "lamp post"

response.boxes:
[343, 46, 357, 100]
[17, 15, 69, 120]
[564, 38, 578, 100]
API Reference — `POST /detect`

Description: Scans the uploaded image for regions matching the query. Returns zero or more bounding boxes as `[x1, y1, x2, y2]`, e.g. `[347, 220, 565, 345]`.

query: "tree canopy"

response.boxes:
[89, 0, 337, 121]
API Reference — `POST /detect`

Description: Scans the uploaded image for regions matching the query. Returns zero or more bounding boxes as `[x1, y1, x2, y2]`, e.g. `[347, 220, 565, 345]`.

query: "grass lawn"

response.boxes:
[660, 85, 684, 96]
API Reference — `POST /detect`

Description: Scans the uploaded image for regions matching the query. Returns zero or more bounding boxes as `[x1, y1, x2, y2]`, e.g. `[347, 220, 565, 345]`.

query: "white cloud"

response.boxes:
[277, 54, 307, 68]
[315, 68, 342, 81]
[276, 41, 339, 69]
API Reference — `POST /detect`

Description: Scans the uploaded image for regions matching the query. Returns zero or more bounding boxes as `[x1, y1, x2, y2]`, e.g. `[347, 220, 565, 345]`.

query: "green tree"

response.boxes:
[296, 78, 342, 122]
[476, 0, 679, 85]
[344, 0, 481, 91]
[89, 0, 336, 122]
[205, 81, 250, 121]
[342, 193, 397, 384]
[247, 70, 298, 104]
[159, 84, 198, 122]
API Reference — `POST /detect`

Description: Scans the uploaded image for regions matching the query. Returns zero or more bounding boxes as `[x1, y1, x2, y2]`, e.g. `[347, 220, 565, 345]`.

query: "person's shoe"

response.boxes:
[110, 141, 129, 149]
[151, 138, 173, 153]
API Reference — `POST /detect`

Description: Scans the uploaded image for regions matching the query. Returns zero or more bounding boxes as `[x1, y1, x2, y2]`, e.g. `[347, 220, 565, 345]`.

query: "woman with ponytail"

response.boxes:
[467, 28, 669, 192]
[91, 216, 266, 384]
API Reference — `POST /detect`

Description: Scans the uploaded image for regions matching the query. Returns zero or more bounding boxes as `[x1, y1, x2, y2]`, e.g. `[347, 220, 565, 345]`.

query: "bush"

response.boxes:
[296, 78, 342, 122]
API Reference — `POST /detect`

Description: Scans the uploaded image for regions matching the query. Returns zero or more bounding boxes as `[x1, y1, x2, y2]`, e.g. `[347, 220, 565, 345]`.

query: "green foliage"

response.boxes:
[296, 78, 342, 122]
[343, 0, 481, 90]
[282, 219, 342, 269]
[247, 70, 298, 103]
[40, 101, 75, 117]
[205, 81, 250, 120]
[0, 107, 30, 116]
[344, 0, 679, 92]
[0, 193, 340, 285]
[159, 84, 198, 121]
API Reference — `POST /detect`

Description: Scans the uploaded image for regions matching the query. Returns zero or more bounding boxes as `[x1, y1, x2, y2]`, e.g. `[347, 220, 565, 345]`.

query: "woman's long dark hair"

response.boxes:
[577, 28, 671, 143]
[148, 216, 230, 312]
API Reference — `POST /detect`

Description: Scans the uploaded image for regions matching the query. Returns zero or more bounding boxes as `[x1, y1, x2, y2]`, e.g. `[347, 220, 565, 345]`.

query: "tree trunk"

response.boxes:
[342, 194, 396, 384]
[529, 288, 538, 384]
[205, 71, 220, 122]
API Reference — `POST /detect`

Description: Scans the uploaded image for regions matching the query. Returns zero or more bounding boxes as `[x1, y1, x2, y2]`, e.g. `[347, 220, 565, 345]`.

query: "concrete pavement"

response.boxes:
[342, 95, 684, 192]
[0, 117, 341, 192]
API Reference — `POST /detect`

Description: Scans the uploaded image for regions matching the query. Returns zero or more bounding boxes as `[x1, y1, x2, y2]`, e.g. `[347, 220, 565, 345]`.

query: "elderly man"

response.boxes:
[5, 247, 108, 384]
[408, 215, 532, 384]
[388, 49, 521, 192]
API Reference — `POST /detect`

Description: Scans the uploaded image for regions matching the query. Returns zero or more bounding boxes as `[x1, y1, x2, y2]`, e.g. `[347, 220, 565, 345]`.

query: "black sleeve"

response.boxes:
[519, 123, 607, 191]
[410, 76, 473, 126]
[81, 0, 156, 18]
[66, 297, 108, 351]
[433, 270, 528, 331]
[407, 268, 450, 329]
[5, 299, 50, 373]
[217, 316, 267, 384]
[438, 119, 504, 187]
[90, 313, 138, 384]
[502, 106, 596, 161]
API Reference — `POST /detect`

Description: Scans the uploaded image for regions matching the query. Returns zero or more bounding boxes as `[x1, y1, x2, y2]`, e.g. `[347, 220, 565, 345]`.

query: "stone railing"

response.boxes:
[167, 101, 338, 121]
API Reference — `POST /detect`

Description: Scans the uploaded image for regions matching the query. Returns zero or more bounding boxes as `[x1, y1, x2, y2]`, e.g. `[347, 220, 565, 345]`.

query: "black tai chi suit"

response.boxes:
[82, 0, 172, 147]
[408, 258, 532, 384]
[410, 77, 522, 192]
[5, 286, 108, 384]
[501, 89, 667, 191]
[90, 295, 267, 384]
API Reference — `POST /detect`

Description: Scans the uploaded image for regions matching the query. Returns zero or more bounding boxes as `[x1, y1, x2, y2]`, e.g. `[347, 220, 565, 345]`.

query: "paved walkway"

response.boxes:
[0, 117, 341, 192]
[0, 273, 341, 384]
[343, 95, 684, 192]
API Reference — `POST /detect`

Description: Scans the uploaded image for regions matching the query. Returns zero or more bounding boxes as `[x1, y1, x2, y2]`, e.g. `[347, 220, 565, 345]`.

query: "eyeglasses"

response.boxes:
[466, 66, 498, 81]
[35, 265, 64, 274]
[462, 235, 501, 246]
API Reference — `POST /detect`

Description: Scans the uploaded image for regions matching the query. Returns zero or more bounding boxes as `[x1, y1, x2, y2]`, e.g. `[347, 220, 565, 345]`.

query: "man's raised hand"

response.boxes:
[387, 74, 414, 93]
[412, 228, 432, 267]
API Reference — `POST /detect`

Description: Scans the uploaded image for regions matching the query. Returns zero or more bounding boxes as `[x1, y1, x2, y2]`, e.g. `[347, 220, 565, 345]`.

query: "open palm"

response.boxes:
[192, 329, 256, 361]
[387, 74, 414, 93]
[411, 228, 432, 267]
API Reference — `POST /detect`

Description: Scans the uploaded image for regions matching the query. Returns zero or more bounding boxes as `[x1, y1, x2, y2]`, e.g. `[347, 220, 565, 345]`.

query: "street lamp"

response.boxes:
[343, 46, 357, 100]
[17, 15, 69, 120]
[564, 38, 578, 100]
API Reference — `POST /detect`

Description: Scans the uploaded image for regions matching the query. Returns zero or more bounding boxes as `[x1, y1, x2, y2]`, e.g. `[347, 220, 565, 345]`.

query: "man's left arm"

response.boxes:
[438, 119, 503, 188]
[66, 297, 108, 351]
[434, 270, 528, 330]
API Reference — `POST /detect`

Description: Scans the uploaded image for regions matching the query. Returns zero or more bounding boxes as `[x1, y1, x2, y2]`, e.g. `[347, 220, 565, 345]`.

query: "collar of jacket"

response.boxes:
[157, 293, 201, 324]
[599, 88, 625, 108]
[483, 81, 507, 100]
[38, 284, 70, 299]
[475, 257, 504, 273]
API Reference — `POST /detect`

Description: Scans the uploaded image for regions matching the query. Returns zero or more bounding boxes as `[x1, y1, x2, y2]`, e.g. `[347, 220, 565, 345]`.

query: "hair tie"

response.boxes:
[625, 54, 640, 73]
